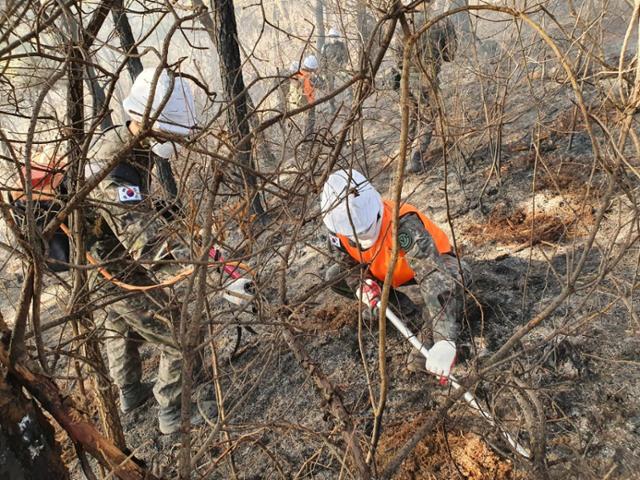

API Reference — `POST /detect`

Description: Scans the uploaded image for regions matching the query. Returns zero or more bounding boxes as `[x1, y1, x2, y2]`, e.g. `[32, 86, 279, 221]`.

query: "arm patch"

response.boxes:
[398, 230, 414, 251]
[398, 213, 436, 259]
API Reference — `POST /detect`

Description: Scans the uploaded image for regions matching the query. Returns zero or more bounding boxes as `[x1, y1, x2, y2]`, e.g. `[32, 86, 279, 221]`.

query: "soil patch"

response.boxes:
[378, 415, 525, 479]
[298, 301, 359, 332]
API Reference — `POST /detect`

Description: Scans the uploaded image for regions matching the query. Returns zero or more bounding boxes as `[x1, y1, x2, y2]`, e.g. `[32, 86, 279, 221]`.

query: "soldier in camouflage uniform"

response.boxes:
[289, 55, 320, 139]
[393, 7, 458, 173]
[320, 170, 471, 375]
[86, 67, 197, 435]
[321, 27, 349, 113]
[273, 61, 299, 115]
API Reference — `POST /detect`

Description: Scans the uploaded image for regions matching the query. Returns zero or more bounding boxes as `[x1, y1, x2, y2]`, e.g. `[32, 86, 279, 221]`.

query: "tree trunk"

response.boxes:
[0, 343, 158, 480]
[0, 374, 69, 479]
[315, 0, 325, 52]
[111, 0, 143, 80]
[448, 0, 472, 35]
[68, 12, 127, 452]
[211, 0, 264, 215]
[85, 63, 114, 130]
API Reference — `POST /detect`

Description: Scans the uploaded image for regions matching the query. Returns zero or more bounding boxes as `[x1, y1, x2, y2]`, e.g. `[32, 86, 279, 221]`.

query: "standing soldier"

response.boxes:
[321, 27, 349, 113]
[320, 169, 471, 376]
[288, 55, 320, 138]
[274, 61, 300, 115]
[86, 67, 197, 435]
[394, 5, 458, 173]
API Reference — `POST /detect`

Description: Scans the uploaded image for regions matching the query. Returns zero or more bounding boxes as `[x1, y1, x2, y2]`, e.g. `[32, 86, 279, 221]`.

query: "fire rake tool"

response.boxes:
[379, 303, 532, 459]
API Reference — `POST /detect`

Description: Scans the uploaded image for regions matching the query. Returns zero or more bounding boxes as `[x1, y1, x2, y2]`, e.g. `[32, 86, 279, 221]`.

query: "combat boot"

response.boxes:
[158, 405, 181, 435]
[119, 382, 153, 414]
[158, 404, 208, 435]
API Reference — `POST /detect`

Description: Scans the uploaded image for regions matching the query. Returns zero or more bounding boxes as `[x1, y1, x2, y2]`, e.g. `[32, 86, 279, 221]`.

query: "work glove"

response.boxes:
[356, 279, 382, 310]
[223, 277, 255, 307]
[425, 340, 457, 385]
[151, 140, 179, 159]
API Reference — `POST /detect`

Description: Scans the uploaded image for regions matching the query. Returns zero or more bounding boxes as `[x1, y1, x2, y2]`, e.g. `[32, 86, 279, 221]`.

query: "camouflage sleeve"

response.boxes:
[327, 234, 356, 266]
[398, 213, 454, 279]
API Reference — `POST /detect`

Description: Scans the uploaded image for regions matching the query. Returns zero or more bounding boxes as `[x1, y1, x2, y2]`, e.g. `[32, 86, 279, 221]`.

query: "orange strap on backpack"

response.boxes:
[59, 224, 254, 292]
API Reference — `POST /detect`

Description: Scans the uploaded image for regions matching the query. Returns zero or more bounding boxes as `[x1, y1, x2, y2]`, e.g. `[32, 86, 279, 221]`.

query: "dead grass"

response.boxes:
[377, 415, 526, 479]
[464, 202, 594, 248]
[295, 301, 359, 332]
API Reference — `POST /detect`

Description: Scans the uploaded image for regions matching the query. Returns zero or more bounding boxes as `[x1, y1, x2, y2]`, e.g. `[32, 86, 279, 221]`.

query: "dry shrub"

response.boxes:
[377, 415, 525, 479]
[465, 205, 564, 247]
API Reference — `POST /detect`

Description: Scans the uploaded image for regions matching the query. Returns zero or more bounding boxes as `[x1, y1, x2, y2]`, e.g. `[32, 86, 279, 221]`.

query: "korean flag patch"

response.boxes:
[117, 185, 142, 202]
[329, 234, 341, 248]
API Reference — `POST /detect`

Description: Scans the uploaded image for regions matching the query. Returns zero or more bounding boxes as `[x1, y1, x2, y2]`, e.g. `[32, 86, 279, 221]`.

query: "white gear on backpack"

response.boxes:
[223, 277, 255, 307]
[122, 67, 197, 136]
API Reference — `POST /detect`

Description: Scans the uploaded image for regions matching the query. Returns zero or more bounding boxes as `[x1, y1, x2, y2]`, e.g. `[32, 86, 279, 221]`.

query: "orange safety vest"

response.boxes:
[336, 200, 452, 288]
[295, 71, 316, 104]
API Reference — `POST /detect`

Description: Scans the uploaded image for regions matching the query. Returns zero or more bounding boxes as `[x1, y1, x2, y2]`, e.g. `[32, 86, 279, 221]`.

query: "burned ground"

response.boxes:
[1, 1, 639, 479]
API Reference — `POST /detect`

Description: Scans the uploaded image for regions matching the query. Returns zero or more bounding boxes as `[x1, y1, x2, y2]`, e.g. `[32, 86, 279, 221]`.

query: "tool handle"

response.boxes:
[382, 305, 532, 459]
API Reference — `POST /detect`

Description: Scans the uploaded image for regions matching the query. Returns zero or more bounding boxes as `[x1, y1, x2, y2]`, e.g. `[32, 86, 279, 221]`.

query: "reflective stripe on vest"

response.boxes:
[336, 200, 452, 288]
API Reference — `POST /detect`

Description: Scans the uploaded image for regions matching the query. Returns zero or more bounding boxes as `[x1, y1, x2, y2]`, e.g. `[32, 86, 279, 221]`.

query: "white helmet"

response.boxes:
[321, 170, 384, 247]
[302, 55, 319, 71]
[327, 27, 340, 38]
[122, 67, 197, 136]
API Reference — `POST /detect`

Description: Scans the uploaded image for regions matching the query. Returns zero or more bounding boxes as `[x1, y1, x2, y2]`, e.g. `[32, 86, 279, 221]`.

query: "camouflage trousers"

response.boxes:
[89, 179, 185, 412]
[408, 86, 436, 171]
[418, 254, 472, 343]
[101, 292, 182, 411]
[323, 69, 352, 113]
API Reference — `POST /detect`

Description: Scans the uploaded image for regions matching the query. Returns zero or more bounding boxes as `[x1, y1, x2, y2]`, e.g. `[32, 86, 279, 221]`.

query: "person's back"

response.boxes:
[322, 40, 348, 71]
